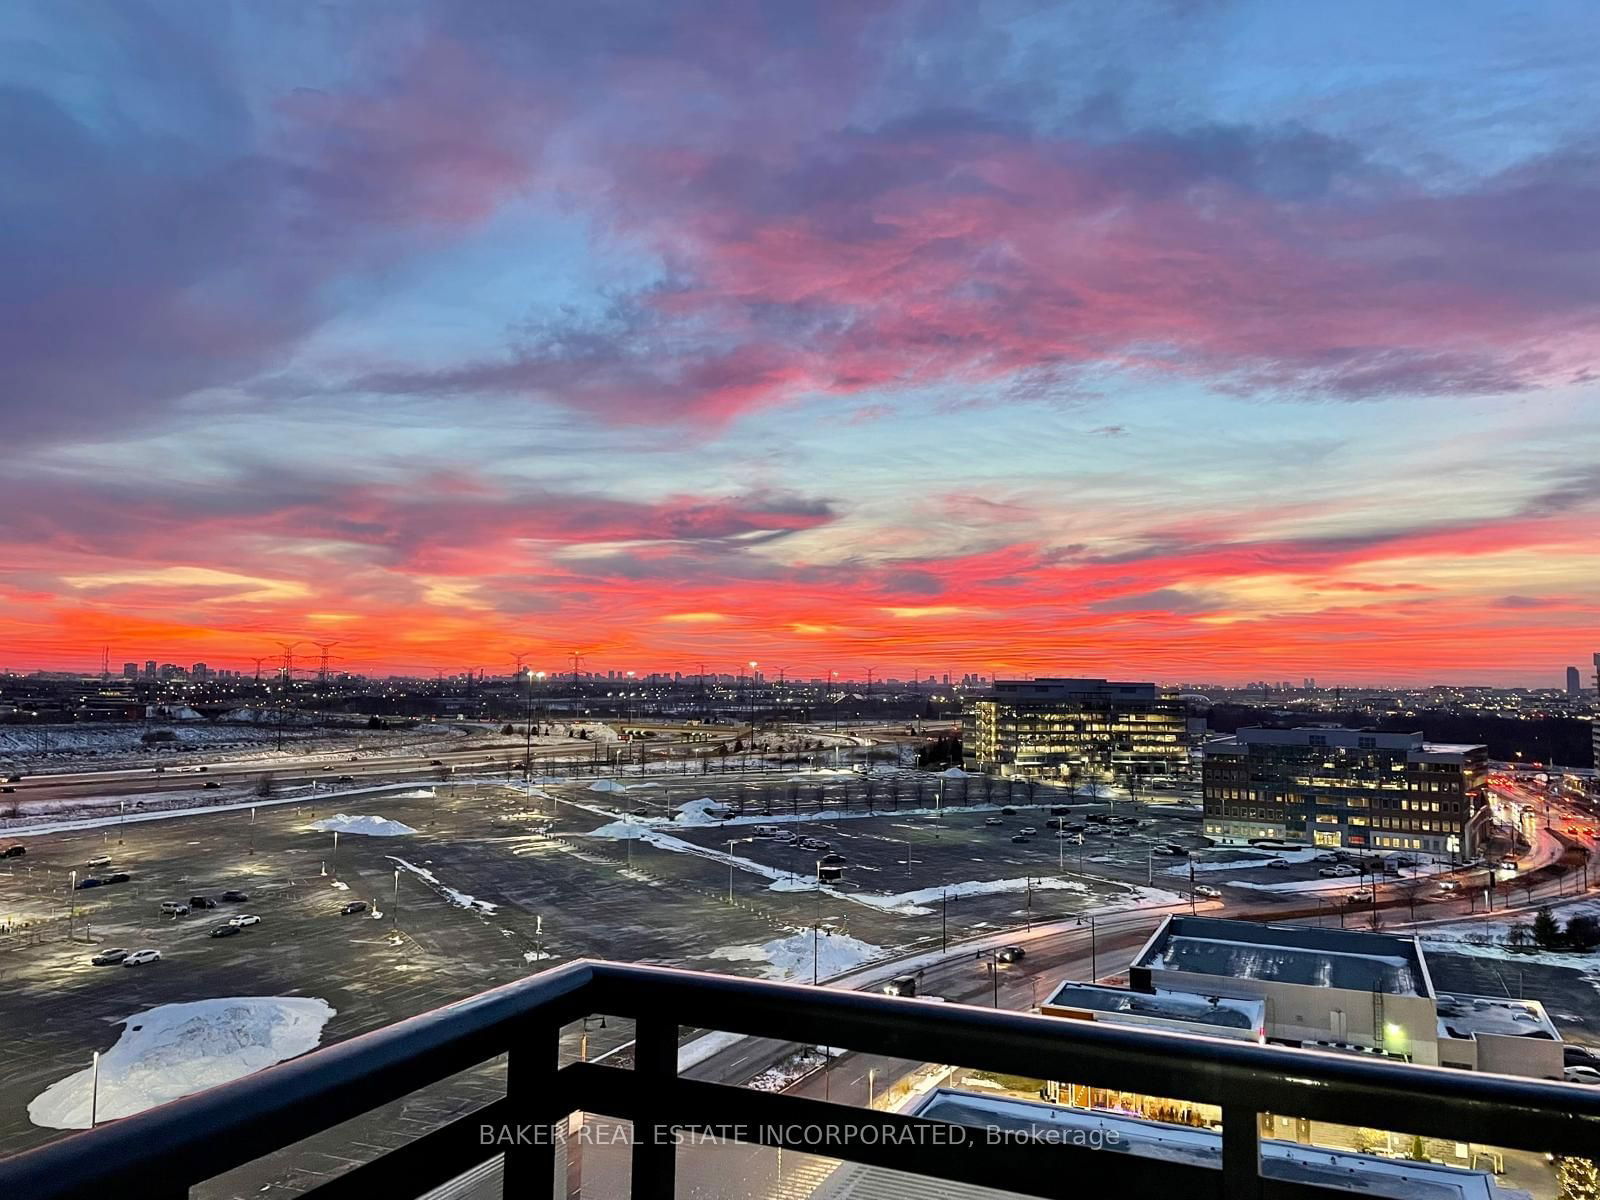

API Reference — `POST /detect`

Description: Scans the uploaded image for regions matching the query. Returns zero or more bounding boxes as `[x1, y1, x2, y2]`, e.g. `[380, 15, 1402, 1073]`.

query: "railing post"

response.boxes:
[1221, 1106, 1262, 1200]
[632, 1015, 678, 1200]
[504, 1019, 561, 1200]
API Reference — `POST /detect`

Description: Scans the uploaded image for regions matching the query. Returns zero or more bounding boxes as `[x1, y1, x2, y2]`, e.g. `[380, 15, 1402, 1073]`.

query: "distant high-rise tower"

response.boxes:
[1568, 666, 1582, 695]
[122, 662, 138, 680]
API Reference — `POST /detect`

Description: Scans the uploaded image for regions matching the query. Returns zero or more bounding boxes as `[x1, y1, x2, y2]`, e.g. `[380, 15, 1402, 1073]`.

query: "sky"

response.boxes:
[2, 0, 1597, 686]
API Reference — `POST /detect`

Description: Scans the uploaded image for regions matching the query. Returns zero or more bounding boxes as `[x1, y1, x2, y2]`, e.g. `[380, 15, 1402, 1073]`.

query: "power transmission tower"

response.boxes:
[274, 640, 306, 681]
[569, 651, 586, 686]
[100, 646, 110, 682]
[313, 641, 341, 685]
[249, 657, 267, 682]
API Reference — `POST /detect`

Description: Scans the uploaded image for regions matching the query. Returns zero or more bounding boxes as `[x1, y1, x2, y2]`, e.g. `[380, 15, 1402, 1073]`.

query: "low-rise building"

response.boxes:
[1201, 726, 1489, 858]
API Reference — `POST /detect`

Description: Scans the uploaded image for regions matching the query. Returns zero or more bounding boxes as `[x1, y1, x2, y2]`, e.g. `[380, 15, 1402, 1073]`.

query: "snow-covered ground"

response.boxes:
[1420, 898, 1600, 982]
[712, 930, 885, 981]
[388, 856, 498, 914]
[28, 997, 335, 1129]
[769, 873, 1090, 916]
[307, 813, 417, 837]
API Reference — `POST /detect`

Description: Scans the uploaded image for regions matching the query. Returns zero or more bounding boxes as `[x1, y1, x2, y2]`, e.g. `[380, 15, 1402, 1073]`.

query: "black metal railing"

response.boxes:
[4, 959, 1600, 1200]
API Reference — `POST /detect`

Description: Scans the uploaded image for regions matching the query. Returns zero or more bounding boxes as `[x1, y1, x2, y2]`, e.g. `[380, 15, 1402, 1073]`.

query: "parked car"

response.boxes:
[1019, 826, 1037, 836]
[1194, 885, 1222, 899]
[995, 946, 1026, 963]
[984, 817, 1003, 826]
[882, 974, 918, 997]
[1312, 853, 1338, 864]
[1437, 880, 1460, 892]
[1565, 1045, 1600, 1067]
[75, 877, 103, 890]
[1151, 846, 1178, 857]
[104, 872, 131, 884]
[1000, 807, 1017, 816]
[189, 896, 217, 910]
[429, 759, 444, 766]
[1010, 834, 1030, 843]
[1332, 865, 1359, 877]
[201, 781, 221, 789]
[1318, 867, 1342, 878]
[221, 890, 249, 902]
[1350, 890, 1374, 903]
[798, 838, 830, 852]
[87, 855, 112, 869]
[160, 901, 190, 916]
[229, 914, 261, 927]
[341, 900, 368, 915]
[209, 924, 240, 938]
[1110, 827, 1131, 837]
[1266, 859, 1291, 870]
[337, 775, 355, 783]
[1085, 813, 1111, 824]
[122, 949, 162, 967]
[90, 948, 130, 966]
[1, 845, 24, 858]
[1163, 844, 1189, 857]
[1565, 1065, 1600, 1086]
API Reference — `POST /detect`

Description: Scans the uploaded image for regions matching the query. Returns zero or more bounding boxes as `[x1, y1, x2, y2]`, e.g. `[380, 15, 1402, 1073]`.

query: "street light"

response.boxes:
[67, 870, 76, 940]
[393, 868, 400, 932]
[727, 837, 755, 903]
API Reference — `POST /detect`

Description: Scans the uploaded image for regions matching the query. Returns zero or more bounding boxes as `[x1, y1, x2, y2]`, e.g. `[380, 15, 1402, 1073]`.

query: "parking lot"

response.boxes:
[0, 769, 1215, 1173]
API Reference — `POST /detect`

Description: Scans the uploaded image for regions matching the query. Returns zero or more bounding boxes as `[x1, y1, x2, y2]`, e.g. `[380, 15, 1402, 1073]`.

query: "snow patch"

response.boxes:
[307, 813, 416, 837]
[711, 931, 884, 982]
[587, 779, 627, 793]
[29, 997, 334, 1130]
[388, 857, 497, 913]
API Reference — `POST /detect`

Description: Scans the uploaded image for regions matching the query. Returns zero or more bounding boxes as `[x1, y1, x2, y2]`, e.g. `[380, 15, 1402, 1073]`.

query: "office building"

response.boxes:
[962, 677, 1186, 781]
[1567, 665, 1582, 695]
[121, 662, 138, 680]
[1201, 727, 1488, 858]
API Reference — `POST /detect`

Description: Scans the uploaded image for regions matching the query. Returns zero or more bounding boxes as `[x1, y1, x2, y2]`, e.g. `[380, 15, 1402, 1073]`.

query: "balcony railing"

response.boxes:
[3, 959, 1600, 1200]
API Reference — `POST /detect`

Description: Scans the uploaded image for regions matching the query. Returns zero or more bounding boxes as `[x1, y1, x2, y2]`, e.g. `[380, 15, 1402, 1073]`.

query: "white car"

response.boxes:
[1194, 885, 1221, 898]
[1019, 827, 1037, 836]
[984, 817, 1003, 826]
[228, 914, 261, 927]
[1332, 865, 1360, 877]
[122, 949, 162, 967]
[1437, 880, 1460, 892]
[1565, 1065, 1600, 1086]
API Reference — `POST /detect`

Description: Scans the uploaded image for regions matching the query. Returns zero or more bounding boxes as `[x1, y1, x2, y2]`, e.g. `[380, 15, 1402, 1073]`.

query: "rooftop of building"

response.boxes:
[1435, 993, 1561, 1042]
[890, 1091, 1496, 1200]
[991, 677, 1168, 700]
[1132, 916, 1431, 997]
[1040, 981, 1264, 1032]
[1204, 727, 1486, 761]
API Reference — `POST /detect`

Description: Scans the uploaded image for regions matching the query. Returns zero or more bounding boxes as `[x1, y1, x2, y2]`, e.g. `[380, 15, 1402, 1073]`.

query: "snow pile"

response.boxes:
[712, 931, 884, 981]
[28, 998, 334, 1130]
[940, 767, 969, 778]
[307, 813, 416, 837]
[588, 779, 627, 793]
[673, 798, 729, 826]
[388, 857, 498, 913]
[392, 789, 437, 800]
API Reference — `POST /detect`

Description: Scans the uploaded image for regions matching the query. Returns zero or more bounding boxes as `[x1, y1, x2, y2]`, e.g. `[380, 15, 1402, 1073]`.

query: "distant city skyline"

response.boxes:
[3, 2, 1597, 684]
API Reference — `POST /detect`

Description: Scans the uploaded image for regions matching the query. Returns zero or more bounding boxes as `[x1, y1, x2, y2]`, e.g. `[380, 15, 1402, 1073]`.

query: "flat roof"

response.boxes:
[1436, 993, 1561, 1041]
[1133, 916, 1429, 997]
[901, 1091, 1495, 1200]
[1041, 982, 1264, 1032]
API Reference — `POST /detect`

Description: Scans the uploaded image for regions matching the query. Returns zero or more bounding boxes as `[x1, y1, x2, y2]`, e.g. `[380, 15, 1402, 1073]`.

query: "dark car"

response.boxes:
[820, 853, 848, 866]
[1010, 834, 1030, 843]
[429, 759, 444, 766]
[337, 775, 355, 783]
[996, 946, 1026, 964]
[221, 890, 249, 902]
[882, 974, 918, 997]
[104, 872, 132, 884]
[341, 900, 368, 915]
[1049, 806, 1070, 816]
[1, 845, 24, 859]
[1085, 813, 1111, 824]
[75, 877, 103, 890]
[201, 781, 221, 789]
[3, 773, 22, 783]
[1566, 1045, 1600, 1067]
[208, 924, 240, 938]
[0, 787, 14, 794]
[189, 896, 217, 909]
[197, 766, 208, 772]
[90, 948, 129, 966]
[1000, 807, 1017, 816]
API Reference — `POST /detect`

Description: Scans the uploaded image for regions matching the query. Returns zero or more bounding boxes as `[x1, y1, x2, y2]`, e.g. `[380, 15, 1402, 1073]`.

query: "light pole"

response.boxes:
[249, 805, 256, 857]
[332, 830, 339, 878]
[67, 870, 76, 941]
[727, 837, 754, 902]
[813, 858, 825, 985]
[118, 799, 125, 845]
[90, 1051, 100, 1128]
[393, 868, 400, 931]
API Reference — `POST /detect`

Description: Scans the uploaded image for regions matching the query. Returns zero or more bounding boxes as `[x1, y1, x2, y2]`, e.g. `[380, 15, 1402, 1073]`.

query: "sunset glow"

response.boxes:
[4, 1, 1597, 683]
